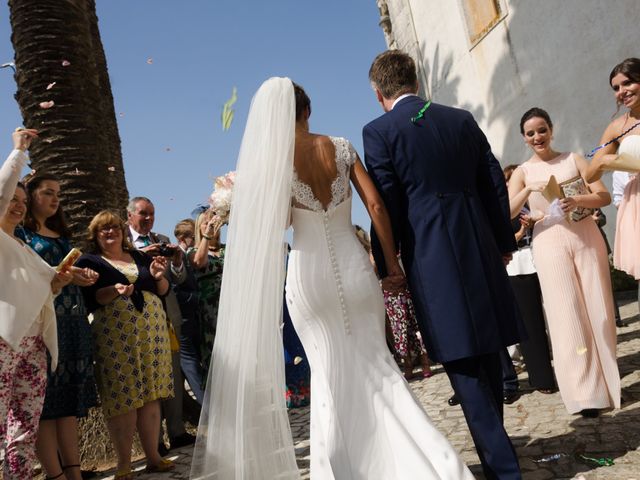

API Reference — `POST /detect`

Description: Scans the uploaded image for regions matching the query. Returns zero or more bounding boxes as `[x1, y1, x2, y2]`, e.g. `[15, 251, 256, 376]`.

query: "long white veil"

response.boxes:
[190, 77, 300, 480]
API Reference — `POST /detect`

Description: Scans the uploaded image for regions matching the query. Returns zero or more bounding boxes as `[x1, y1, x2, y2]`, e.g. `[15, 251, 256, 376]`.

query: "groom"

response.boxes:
[364, 50, 526, 480]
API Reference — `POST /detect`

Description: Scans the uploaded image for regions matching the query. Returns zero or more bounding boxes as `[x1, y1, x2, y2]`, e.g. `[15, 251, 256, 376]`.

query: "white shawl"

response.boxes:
[0, 149, 58, 369]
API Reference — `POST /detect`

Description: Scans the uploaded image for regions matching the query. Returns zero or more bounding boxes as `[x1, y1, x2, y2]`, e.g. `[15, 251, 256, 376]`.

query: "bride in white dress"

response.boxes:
[190, 77, 473, 480]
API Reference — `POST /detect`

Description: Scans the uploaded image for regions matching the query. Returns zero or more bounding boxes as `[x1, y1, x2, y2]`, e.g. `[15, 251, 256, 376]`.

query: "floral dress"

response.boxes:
[187, 246, 225, 385]
[383, 288, 428, 361]
[15, 228, 98, 419]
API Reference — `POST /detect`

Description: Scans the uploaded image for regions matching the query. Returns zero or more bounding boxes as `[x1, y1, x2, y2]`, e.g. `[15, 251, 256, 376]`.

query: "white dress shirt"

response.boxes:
[612, 171, 633, 208]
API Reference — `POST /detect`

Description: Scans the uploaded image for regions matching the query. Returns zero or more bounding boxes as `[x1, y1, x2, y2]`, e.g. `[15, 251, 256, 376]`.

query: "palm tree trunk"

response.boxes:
[8, 0, 128, 242]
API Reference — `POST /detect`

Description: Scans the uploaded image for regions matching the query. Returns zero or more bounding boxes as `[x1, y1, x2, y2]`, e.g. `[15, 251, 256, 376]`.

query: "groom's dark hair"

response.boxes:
[292, 82, 311, 121]
[369, 50, 418, 99]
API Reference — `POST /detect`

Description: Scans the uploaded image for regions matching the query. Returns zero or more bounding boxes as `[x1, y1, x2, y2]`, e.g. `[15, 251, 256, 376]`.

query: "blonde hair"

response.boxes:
[86, 210, 133, 253]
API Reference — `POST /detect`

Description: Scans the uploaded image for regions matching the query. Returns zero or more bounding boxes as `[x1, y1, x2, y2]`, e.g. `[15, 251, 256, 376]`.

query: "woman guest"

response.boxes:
[76, 211, 174, 479]
[508, 108, 620, 417]
[503, 165, 555, 393]
[187, 210, 225, 385]
[16, 174, 98, 480]
[0, 129, 73, 480]
[586, 58, 640, 279]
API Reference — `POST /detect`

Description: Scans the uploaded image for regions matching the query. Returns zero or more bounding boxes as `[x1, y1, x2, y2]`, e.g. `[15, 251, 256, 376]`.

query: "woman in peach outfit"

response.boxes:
[508, 108, 620, 418]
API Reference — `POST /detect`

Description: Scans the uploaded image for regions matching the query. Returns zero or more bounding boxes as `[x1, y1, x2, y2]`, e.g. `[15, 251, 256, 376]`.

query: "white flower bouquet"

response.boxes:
[209, 171, 236, 223]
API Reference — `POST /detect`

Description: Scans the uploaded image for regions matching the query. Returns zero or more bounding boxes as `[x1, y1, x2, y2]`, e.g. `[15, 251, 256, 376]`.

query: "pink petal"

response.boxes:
[61, 60, 70, 67]
[46, 82, 56, 90]
[39, 101, 55, 109]
[119, 112, 124, 117]
[30, 169, 37, 175]
[146, 58, 153, 64]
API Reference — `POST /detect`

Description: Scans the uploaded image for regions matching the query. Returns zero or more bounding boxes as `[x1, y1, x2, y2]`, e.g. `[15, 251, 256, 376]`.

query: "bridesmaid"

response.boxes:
[17, 174, 99, 480]
[585, 58, 640, 278]
[508, 107, 620, 417]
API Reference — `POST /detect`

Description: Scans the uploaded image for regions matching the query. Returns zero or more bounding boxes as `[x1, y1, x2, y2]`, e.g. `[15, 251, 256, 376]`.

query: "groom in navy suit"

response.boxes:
[364, 50, 526, 480]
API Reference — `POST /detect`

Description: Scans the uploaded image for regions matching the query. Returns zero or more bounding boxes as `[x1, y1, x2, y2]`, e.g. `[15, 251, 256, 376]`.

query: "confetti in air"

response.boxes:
[119, 112, 124, 117]
[107, 166, 116, 172]
[46, 82, 56, 90]
[39, 101, 55, 109]
[165, 147, 171, 152]
[146, 58, 153, 64]
[221, 86, 238, 131]
[61, 60, 70, 67]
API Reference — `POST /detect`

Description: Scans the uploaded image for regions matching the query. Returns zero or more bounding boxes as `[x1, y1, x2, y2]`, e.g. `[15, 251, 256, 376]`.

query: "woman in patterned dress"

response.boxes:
[188, 210, 225, 386]
[17, 174, 99, 480]
[76, 211, 174, 479]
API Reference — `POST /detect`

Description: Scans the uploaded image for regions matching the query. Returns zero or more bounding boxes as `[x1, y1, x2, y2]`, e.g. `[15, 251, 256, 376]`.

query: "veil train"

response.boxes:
[190, 77, 300, 480]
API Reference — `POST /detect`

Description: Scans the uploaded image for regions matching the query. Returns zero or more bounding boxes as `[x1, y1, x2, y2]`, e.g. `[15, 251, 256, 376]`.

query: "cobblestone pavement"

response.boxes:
[90, 296, 640, 480]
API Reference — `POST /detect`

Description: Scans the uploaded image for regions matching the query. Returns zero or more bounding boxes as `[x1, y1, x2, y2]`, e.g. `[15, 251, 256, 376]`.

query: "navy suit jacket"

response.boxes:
[363, 96, 526, 363]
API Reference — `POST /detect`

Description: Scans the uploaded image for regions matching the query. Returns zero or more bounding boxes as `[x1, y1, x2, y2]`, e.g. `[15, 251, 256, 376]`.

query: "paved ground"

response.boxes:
[84, 294, 640, 479]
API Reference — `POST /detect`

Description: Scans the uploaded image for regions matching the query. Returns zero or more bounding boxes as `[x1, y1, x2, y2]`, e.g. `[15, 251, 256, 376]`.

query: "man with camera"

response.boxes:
[127, 196, 196, 453]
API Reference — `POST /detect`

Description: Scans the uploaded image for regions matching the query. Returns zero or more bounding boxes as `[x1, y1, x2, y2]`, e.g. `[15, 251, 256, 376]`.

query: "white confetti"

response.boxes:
[39, 100, 55, 109]
[61, 60, 70, 67]
[146, 58, 153, 64]
[107, 166, 116, 172]
[46, 82, 56, 90]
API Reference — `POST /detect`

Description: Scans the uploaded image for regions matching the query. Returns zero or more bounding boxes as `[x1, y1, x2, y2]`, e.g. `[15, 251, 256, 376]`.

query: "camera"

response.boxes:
[157, 242, 177, 257]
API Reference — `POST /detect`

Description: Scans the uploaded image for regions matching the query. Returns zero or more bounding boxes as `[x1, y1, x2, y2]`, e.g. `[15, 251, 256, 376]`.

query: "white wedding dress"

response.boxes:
[285, 136, 473, 480]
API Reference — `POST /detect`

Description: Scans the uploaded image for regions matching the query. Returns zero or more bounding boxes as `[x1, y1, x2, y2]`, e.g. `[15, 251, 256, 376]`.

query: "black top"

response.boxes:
[76, 250, 163, 313]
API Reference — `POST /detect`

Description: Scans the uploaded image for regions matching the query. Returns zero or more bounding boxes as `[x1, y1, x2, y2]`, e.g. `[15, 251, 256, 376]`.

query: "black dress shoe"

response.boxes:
[447, 394, 460, 406]
[503, 390, 520, 405]
[158, 442, 170, 457]
[170, 432, 197, 450]
[579, 408, 599, 418]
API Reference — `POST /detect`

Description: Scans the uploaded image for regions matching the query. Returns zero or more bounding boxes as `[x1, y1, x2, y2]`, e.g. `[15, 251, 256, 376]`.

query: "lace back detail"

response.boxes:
[292, 136, 356, 212]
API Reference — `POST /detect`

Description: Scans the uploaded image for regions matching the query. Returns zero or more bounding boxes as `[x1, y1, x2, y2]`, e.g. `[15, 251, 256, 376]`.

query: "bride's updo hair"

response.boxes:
[293, 82, 311, 121]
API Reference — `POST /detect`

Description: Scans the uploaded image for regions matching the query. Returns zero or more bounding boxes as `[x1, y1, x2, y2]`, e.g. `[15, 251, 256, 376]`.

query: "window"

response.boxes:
[461, 0, 507, 47]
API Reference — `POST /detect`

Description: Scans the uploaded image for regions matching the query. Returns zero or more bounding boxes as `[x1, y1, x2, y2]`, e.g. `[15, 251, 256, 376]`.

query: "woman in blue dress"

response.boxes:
[17, 174, 98, 480]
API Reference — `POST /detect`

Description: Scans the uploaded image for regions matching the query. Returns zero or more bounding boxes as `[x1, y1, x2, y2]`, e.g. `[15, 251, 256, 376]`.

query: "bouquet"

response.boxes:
[208, 171, 236, 223]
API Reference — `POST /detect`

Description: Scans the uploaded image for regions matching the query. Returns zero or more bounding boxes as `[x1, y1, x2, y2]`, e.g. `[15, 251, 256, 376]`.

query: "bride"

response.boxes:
[190, 77, 473, 480]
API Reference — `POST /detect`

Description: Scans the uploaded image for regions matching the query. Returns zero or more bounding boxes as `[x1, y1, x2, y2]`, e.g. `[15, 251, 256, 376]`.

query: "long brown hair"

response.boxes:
[23, 174, 71, 237]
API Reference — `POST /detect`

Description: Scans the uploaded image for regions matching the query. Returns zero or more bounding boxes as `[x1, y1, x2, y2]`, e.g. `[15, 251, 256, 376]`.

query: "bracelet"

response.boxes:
[202, 234, 212, 240]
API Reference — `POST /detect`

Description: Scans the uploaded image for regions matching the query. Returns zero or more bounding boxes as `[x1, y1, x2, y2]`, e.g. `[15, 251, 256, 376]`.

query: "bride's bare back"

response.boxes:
[293, 132, 338, 210]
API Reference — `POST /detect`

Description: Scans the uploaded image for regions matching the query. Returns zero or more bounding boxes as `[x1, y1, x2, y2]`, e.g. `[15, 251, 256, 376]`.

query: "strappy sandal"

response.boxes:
[145, 458, 175, 473]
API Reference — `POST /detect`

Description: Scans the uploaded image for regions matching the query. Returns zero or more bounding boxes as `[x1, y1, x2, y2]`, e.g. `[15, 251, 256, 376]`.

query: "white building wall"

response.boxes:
[376, 0, 639, 239]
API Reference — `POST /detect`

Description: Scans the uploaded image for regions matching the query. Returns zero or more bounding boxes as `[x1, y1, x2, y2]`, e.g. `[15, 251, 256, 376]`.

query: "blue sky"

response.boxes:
[0, 1, 387, 239]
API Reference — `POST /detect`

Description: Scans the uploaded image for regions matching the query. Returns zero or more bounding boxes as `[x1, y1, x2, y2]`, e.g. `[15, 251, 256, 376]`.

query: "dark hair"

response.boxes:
[15, 181, 26, 192]
[609, 58, 640, 87]
[23, 174, 71, 237]
[293, 82, 311, 122]
[369, 50, 418, 99]
[519, 107, 553, 135]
